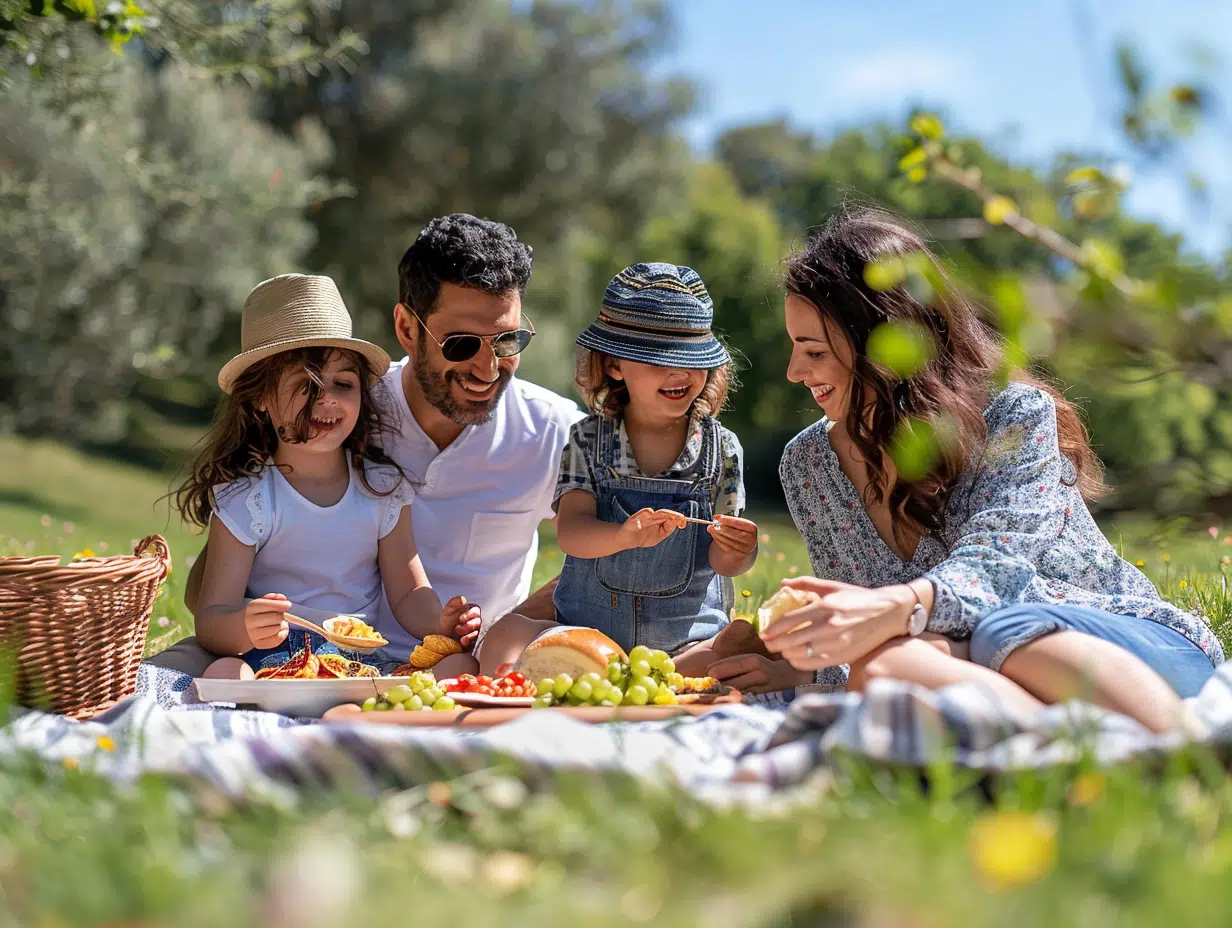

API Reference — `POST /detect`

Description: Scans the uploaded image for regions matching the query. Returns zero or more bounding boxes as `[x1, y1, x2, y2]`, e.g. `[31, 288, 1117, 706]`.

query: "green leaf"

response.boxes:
[905, 166, 927, 184]
[898, 147, 927, 171]
[65, 0, 96, 18]
[1080, 238, 1125, 279]
[889, 418, 940, 482]
[989, 274, 1028, 331]
[983, 195, 1018, 225]
[863, 256, 906, 292]
[867, 321, 935, 378]
[910, 113, 945, 141]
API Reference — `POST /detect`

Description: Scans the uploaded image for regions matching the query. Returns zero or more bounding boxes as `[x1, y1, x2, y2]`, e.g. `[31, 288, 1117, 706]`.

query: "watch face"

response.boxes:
[908, 604, 928, 636]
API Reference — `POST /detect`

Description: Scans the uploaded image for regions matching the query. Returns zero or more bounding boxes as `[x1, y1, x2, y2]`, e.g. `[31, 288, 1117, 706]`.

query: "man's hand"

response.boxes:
[244, 593, 292, 650]
[616, 508, 682, 550]
[440, 595, 482, 649]
[707, 653, 812, 694]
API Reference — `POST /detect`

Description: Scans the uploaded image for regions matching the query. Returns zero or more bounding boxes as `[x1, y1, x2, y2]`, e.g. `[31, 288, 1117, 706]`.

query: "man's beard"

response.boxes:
[413, 352, 512, 426]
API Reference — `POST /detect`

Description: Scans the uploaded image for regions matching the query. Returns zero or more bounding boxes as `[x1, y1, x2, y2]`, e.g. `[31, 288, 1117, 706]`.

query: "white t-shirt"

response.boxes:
[376, 357, 583, 656]
[212, 461, 413, 625]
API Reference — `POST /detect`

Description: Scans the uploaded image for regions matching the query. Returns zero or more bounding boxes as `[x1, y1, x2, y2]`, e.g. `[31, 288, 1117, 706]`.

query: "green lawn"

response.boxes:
[3, 434, 1232, 925]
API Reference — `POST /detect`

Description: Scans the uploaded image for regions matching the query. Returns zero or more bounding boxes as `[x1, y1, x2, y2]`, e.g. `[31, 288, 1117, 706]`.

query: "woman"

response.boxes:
[757, 207, 1222, 733]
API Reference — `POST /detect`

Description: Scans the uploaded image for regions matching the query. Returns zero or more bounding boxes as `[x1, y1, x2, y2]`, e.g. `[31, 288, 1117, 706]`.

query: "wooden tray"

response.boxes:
[322, 702, 738, 728]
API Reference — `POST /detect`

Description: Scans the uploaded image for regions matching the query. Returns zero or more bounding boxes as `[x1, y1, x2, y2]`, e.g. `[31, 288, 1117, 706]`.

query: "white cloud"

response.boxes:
[831, 50, 967, 104]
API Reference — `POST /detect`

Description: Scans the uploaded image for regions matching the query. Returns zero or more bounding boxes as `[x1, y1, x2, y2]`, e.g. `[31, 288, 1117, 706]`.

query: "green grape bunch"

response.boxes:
[361, 671, 456, 712]
[532, 645, 684, 709]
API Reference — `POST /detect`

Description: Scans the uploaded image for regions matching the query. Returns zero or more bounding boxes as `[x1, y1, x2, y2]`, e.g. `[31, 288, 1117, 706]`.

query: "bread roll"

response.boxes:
[514, 626, 628, 681]
[757, 586, 819, 633]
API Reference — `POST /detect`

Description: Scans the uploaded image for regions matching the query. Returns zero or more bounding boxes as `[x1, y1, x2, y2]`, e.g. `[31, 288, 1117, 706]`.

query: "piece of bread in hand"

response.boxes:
[513, 626, 628, 681]
[756, 586, 820, 635]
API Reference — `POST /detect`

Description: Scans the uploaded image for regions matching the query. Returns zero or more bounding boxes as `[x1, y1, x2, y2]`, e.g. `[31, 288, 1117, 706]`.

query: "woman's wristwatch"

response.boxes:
[905, 584, 929, 637]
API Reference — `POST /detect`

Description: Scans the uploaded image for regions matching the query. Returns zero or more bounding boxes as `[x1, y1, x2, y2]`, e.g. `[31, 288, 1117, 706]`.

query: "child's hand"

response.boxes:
[707, 515, 759, 558]
[244, 593, 292, 650]
[440, 595, 482, 649]
[617, 507, 682, 550]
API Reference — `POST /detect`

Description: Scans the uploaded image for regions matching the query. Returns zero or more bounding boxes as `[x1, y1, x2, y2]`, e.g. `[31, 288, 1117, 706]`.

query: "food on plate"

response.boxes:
[530, 644, 732, 708]
[513, 626, 628, 683]
[360, 670, 457, 712]
[444, 672, 535, 699]
[756, 586, 818, 634]
[407, 634, 464, 669]
[323, 615, 388, 646]
[253, 644, 379, 680]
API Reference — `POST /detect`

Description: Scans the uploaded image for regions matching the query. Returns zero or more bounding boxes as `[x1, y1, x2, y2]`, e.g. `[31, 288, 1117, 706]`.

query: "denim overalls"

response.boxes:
[553, 414, 733, 654]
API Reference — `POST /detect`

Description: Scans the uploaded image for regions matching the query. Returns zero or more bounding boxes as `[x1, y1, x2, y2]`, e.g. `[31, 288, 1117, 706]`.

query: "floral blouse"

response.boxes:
[780, 382, 1224, 690]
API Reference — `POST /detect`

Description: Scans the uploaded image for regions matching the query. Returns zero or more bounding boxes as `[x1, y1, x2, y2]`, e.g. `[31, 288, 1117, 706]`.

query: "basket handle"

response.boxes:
[133, 535, 172, 580]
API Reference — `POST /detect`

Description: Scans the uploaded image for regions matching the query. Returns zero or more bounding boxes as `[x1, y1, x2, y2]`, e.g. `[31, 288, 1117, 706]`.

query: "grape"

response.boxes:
[629, 645, 652, 664]
[375, 701, 391, 711]
[409, 676, 428, 694]
[533, 694, 554, 708]
[391, 701, 407, 712]
[634, 675, 659, 699]
[407, 694, 424, 711]
[647, 649, 668, 670]
[537, 678, 555, 697]
[385, 684, 413, 704]
[569, 680, 593, 702]
[665, 672, 684, 691]
[581, 671, 603, 687]
[361, 696, 378, 712]
[606, 688, 624, 707]
[420, 689, 438, 707]
[553, 673, 574, 698]
[434, 696, 456, 711]
[660, 658, 676, 675]
[630, 659, 651, 678]
[606, 662, 625, 684]
[653, 690, 677, 706]
[626, 685, 649, 706]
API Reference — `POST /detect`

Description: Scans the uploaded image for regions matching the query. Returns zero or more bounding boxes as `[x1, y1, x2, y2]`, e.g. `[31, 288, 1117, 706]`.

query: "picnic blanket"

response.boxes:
[4, 663, 1232, 806]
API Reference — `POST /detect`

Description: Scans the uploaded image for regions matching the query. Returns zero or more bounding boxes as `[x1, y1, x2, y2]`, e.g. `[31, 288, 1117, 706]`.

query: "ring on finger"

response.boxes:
[805, 643, 815, 659]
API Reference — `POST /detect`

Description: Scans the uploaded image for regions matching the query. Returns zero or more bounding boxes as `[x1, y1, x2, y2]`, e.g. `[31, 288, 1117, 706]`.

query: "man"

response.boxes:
[152, 214, 582, 677]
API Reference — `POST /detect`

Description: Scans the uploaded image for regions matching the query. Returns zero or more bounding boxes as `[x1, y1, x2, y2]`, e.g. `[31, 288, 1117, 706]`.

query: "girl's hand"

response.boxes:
[706, 653, 813, 693]
[244, 593, 293, 650]
[616, 508, 681, 550]
[440, 595, 483, 649]
[706, 515, 759, 558]
[760, 577, 914, 670]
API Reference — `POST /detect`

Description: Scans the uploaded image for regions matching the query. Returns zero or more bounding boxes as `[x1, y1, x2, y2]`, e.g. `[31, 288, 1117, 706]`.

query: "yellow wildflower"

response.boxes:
[96, 735, 116, 752]
[1179, 580, 1188, 590]
[63, 757, 79, 770]
[1162, 553, 1172, 563]
[969, 810, 1057, 889]
[72, 548, 97, 561]
[1135, 560, 1145, 568]
[741, 589, 752, 598]
[1067, 772, 1105, 807]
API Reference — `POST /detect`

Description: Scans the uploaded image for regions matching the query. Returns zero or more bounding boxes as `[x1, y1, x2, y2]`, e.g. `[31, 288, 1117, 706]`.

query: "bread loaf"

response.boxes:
[513, 626, 628, 681]
[757, 586, 819, 633]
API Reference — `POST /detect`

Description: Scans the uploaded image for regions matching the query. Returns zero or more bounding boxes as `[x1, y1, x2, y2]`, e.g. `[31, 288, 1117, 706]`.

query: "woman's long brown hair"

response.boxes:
[175, 347, 404, 531]
[784, 206, 1105, 543]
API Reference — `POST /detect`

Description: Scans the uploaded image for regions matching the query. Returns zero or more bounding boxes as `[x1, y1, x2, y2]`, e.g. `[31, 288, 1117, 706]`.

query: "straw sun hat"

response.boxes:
[218, 274, 391, 394]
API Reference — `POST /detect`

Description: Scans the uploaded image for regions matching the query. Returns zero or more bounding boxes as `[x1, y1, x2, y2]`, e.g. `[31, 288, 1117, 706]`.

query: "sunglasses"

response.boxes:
[408, 306, 535, 363]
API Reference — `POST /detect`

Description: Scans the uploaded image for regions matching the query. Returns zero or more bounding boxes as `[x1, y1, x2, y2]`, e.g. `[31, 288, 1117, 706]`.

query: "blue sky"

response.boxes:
[660, 0, 1230, 255]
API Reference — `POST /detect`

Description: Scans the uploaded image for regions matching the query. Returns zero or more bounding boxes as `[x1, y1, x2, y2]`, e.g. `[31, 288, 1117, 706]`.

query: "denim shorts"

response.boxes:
[969, 603, 1217, 698]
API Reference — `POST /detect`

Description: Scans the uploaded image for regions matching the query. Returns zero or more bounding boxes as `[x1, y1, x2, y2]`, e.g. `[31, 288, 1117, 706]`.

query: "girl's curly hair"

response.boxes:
[176, 347, 404, 530]
[573, 349, 733, 421]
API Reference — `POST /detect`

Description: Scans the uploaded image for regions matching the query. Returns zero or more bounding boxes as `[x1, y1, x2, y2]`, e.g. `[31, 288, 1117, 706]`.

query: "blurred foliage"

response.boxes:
[0, 0, 1228, 516]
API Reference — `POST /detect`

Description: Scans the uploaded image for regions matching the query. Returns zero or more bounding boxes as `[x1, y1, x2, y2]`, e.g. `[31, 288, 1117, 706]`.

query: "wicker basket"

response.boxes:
[0, 535, 171, 719]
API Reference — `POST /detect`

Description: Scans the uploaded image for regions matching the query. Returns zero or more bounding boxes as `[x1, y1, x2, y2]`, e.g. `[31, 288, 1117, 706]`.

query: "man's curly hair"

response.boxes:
[398, 213, 533, 318]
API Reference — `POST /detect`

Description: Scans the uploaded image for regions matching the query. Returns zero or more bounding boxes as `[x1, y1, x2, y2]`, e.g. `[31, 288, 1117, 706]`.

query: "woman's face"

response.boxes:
[784, 293, 856, 422]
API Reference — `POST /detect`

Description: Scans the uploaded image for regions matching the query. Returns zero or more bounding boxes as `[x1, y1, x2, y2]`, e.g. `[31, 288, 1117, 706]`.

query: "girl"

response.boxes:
[476, 263, 760, 677]
[176, 273, 478, 677]
[743, 207, 1221, 732]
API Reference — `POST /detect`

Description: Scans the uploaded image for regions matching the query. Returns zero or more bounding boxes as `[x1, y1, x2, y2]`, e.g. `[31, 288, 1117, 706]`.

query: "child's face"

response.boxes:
[784, 293, 856, 422]
[264, 352, 364, 452]
[606, 358, 707, 421]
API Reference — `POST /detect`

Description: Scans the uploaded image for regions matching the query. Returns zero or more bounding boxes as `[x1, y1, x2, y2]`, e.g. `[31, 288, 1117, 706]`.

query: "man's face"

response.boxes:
[394, 282, 523, 425]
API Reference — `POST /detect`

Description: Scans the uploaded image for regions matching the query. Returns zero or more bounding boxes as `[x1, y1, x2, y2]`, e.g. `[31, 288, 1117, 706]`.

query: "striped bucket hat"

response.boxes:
[575, 263, 730, 370]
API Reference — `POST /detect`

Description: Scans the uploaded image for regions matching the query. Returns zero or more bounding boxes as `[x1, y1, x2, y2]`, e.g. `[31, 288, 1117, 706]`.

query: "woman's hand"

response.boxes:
[616, 508, 681, 550]
[706, 515, 759, 559]
[707, 653, 813, 693]
[439, 595, 483, 649]
[760, 577, 915, 670]
[243, 593, 292, 650]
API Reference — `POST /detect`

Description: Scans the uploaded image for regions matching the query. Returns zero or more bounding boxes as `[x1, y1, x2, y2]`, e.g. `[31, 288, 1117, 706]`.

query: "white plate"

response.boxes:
[445, 691, 535, 708]
[194, 676, 409, 718]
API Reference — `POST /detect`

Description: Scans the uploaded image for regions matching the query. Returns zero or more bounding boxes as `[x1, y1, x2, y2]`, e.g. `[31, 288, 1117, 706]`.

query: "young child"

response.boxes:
[476, 263, 759, 677]
[175, 273, 480, 678]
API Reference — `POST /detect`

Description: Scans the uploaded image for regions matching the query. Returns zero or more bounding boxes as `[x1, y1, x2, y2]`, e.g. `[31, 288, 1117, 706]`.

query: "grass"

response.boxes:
[3, 434, 1232, 925]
